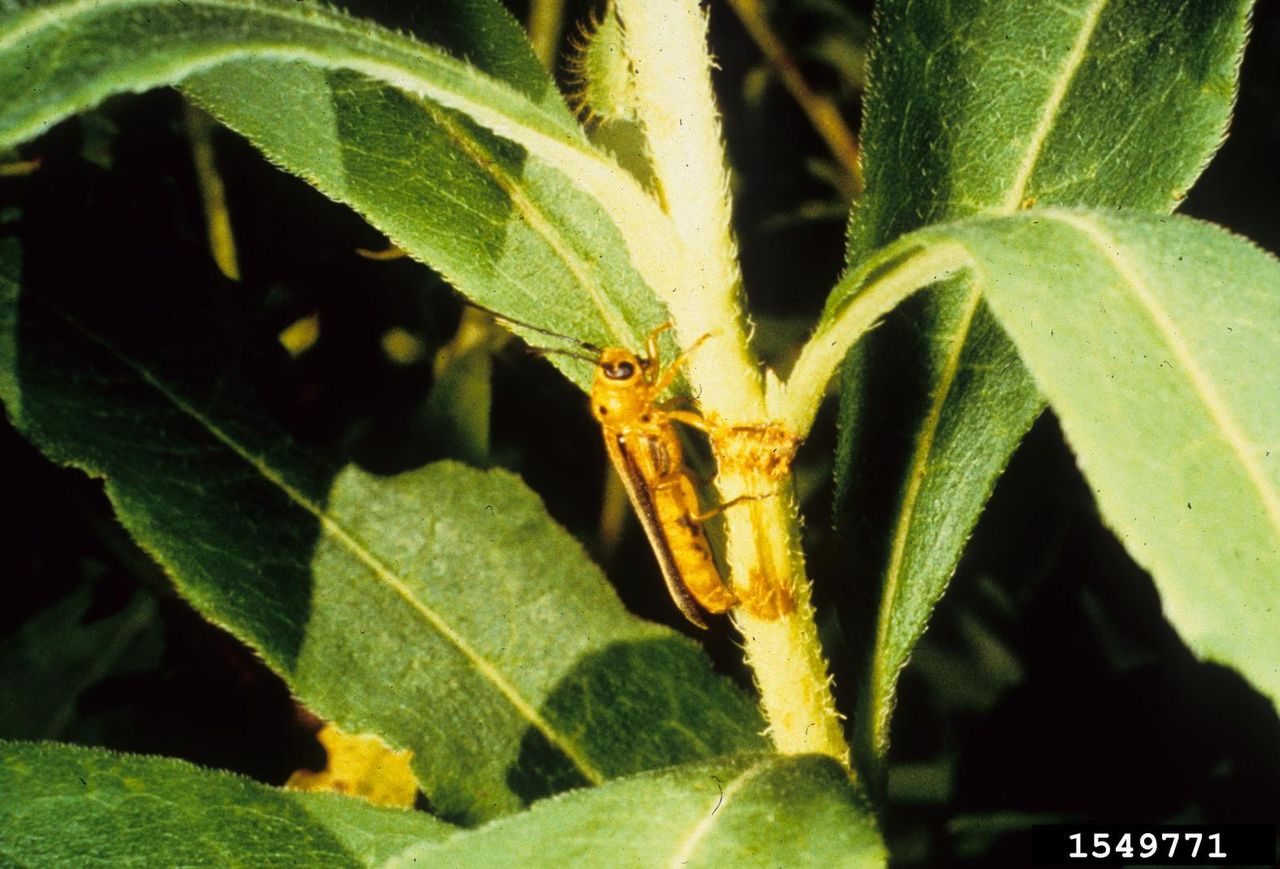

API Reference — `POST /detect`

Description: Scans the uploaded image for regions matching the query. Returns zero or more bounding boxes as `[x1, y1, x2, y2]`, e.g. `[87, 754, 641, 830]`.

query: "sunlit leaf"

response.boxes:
[388, 754, 886, 868]
[828, 0, 1251, 769]
[925, 209, 1280, 708]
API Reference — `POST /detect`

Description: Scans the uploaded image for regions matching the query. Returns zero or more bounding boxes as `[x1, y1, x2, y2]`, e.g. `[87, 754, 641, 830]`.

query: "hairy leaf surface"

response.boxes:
[930, 210, 1280, 708]
[833, 0, 1251, 767]
[0, 241, 766, 823]
[0, 0, 678, 387]
[0, 740, 452, 867]
[388, 754, 885, 868]
[833, 210, 1280, 709]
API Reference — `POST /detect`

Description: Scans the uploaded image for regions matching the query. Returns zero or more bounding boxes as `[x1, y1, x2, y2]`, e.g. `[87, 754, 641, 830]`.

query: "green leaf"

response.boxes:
[0, 0, 679, 387]
[0, 240, 767, 824]
[289, 791, 453, 865]
[0, 740, 452, 867]
[915, 209, 1280, 708]
[0, 583, 160, 741]
[832, 0, 1251, 768]
[0, 0, 578, 149]
[388, 754, 886, 868]
[181, 62, 668, 390]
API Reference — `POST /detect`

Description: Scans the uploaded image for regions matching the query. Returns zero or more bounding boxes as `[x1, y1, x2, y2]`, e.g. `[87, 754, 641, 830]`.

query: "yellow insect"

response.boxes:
[493, 314, 738, 627]
[588, 324, 737, 628]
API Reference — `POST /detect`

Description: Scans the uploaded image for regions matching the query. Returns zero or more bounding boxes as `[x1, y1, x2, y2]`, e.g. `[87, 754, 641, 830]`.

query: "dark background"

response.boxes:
[2, 1, 1276, 864]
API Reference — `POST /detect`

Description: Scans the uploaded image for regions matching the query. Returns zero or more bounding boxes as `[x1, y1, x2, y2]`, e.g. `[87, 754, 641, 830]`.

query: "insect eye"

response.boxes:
[604, 361, 636, 380]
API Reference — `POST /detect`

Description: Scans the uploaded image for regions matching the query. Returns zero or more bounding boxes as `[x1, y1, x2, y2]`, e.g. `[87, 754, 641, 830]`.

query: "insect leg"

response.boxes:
[664, 408, 712, 434]
[642, 322, 674, 366]
[687, 493, 765, 524]
[649, 332, 713, 395]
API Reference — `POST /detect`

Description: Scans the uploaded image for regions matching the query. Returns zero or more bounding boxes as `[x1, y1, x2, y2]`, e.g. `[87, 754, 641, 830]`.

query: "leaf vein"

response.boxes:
[665, 756, 779, 867]
[35, 293, 609, 790]
[1001, 0, 1110, 209]
[1044, 208, 1280, 537]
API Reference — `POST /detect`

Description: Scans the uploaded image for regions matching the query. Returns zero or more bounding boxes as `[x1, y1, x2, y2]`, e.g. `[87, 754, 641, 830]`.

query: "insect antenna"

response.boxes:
[528, 345, 600, 365]
[462, 301, 603, 356]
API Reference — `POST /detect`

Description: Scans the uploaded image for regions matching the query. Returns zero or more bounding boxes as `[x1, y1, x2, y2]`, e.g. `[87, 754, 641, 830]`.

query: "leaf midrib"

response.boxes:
[35, 293, 607, 789]
[424, 105, 638, 348]
[1, 0, 570, 140]
[0, 0, 620, 227]
[1044, 209, 1280, 535]
[664, 755, 780, 867]
[1, 0, 688, 337]
[868, 0, 1110, 752]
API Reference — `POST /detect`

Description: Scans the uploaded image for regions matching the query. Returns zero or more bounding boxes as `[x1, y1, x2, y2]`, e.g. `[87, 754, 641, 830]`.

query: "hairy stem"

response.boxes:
[772, 242, 970, 434]
[615, 0, 762, 421]
[617, 0, 848, 768]
[732, 488, 848, 763]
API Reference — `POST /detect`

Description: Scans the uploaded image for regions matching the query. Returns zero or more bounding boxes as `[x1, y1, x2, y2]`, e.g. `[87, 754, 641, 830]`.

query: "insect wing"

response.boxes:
[607, 431, 708, 628]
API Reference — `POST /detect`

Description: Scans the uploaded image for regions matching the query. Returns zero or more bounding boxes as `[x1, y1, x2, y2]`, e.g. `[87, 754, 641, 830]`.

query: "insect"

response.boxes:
[588, 324, 738, 628]
[492, 313, 739, 627]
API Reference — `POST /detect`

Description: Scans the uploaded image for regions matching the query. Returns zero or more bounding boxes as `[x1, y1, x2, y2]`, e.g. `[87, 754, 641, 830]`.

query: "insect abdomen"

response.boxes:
[653, 474, 735, 615]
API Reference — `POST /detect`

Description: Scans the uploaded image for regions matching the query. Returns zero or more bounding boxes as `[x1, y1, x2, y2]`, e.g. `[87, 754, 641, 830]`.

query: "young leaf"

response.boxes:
[387, 754, 886, 868]
[0, 0, 683, 379]
[0, 241, 766, 824]
[0, 740, 453, 867]
[828, 0, 1251, 768]
[566, 1, 636, 126]
[918, 209, 1280, 709]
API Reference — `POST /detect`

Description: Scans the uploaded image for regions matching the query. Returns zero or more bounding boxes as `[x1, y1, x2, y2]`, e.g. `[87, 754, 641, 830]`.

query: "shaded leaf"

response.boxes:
[832, 0, 1251, 768]
[0, 240, 767, 824]
[182, 63, 669, 389]
[388, 754, 886, 868]
[0, 740, 452, 867]
[0, 582, 160, 741]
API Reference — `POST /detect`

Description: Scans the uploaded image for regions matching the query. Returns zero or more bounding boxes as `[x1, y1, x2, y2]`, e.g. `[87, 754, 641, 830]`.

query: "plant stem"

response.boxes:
[614, 0, 762, 420]
[616, 0, 849, 770]
[772, 242, 970, 434]
[732, 488, 849, 763]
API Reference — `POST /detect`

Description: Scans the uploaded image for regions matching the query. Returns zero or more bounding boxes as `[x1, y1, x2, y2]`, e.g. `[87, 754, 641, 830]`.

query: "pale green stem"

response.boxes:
[616, 0, 848, 769]
[731, 488, 848, 763]
[614, 0, 762, 421]
[771, 242, 971, 433]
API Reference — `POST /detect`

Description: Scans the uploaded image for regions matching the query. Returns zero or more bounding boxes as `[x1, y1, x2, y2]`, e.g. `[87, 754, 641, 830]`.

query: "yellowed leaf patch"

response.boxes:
[286, 724, 417, 809]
